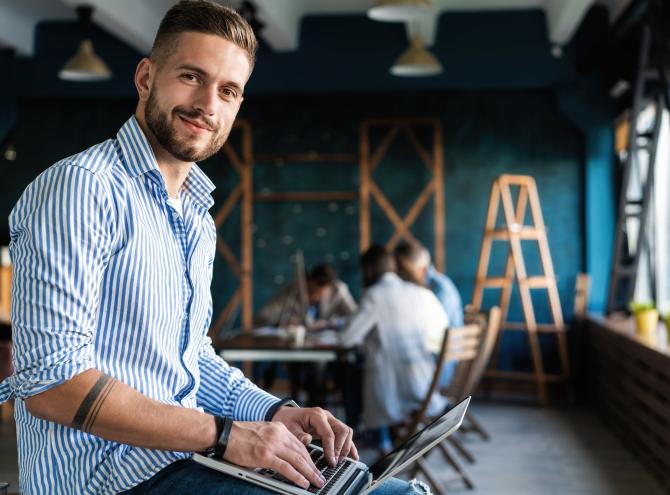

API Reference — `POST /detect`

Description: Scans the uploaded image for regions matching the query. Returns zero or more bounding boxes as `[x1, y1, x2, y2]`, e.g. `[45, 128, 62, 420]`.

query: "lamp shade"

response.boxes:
[58, 39, 112, 82]
[368, 0, 433, 22]
[390, 36, 443, 76]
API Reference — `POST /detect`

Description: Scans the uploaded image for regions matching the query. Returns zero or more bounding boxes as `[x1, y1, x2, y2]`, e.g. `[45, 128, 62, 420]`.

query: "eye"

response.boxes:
[221, 87, 237, 99]
[180, 73, 199, 83]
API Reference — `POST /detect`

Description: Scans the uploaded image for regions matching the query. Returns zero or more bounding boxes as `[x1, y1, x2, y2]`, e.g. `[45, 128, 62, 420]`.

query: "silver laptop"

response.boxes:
[193, 397, 470, 495]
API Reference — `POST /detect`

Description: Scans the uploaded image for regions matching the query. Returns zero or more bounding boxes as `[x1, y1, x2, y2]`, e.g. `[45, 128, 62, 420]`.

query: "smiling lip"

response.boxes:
[178, 115, 213, 133]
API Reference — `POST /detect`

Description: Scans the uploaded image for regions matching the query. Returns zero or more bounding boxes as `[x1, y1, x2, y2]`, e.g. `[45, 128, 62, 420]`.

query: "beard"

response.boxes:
[144, 87, 230, 163]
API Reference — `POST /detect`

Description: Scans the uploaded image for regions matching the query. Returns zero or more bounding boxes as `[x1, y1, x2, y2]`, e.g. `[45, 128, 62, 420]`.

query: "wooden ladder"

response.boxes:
[471, 174, 570, 405]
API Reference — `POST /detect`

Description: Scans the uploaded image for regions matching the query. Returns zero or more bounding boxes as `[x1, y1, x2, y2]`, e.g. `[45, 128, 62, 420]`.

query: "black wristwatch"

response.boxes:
[265, 397, 300, 421]
[204, 415, 234, 459]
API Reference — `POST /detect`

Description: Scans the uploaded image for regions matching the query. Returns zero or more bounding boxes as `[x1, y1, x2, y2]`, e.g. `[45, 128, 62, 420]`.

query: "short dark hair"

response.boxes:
[360, 244, 396, 288]
[308, 264, 338, 288]
[151, 0, 257, 69]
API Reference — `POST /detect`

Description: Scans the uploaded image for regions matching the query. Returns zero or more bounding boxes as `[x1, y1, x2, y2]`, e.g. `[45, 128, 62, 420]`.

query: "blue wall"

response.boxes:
[0, 6, 619, 369]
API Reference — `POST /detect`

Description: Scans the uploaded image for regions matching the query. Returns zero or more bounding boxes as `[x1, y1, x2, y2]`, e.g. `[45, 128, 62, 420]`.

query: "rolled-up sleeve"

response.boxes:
[7, 163, 113, 400]
[196, 336, 279, 421]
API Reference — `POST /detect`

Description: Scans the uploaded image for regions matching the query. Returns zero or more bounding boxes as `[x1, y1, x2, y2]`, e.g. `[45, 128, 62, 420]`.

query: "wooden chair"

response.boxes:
[391, 318, 492, 493]
[443, 306, 502, 443]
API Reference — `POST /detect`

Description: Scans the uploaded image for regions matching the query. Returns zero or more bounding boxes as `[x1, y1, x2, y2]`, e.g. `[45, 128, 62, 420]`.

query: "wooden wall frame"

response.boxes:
[209, 120, 254, 343]
[359, 118, 445, 271]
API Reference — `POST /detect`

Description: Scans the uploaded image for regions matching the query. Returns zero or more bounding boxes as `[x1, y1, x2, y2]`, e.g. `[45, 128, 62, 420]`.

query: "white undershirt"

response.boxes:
[167, 195, 183, 218]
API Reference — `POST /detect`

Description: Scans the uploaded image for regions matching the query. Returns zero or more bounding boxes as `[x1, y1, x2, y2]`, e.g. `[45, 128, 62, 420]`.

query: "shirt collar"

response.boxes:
[116, 115, 215, 210]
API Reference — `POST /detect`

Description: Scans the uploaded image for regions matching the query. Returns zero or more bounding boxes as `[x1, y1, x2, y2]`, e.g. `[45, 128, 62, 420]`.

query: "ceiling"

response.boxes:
[0, 0, 633, 57]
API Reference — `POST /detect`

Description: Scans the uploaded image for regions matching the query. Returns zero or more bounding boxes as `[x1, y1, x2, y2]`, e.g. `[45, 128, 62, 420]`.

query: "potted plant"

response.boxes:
[629, 301, 659, 344]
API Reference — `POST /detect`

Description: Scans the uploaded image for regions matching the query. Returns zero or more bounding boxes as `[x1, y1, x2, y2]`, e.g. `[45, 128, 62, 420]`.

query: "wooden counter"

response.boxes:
[582, 315, 670, 490]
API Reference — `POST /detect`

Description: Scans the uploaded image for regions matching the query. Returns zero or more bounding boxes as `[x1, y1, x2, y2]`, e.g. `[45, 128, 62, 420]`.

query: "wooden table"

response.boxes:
[218, 331, 356, 407]
[218, 332, 343, 363]
[581, 315, 670, 491]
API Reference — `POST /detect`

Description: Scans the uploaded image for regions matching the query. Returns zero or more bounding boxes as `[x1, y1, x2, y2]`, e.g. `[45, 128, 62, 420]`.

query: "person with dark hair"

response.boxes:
[0, 2, 425, 494]
[255, 263, 357, 330]
[340, 244, 448, 451]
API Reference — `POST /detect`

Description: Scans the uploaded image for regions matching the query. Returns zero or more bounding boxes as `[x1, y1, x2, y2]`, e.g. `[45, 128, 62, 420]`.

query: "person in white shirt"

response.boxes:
[339, 245, 448, 448]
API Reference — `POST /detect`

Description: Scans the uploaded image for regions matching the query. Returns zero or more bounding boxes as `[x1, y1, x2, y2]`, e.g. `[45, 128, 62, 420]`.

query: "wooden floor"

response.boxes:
[0, 401, 665, 494]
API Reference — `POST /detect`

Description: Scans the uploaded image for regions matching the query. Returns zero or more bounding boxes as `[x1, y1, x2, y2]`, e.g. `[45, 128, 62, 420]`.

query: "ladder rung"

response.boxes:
[487, 228, 543, 240]
[519, 276, 553, 288]
[479, 277, 511, 287]
[502, 322, 566, 332]
[485, 370, 566, 383]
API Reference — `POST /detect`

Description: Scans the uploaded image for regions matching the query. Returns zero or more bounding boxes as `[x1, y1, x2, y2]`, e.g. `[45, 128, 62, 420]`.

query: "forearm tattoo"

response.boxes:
[71, 374, 117, 433]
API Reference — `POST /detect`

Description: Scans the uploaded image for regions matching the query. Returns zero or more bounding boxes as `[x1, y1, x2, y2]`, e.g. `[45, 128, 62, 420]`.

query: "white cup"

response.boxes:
[288, 324, 306, 347]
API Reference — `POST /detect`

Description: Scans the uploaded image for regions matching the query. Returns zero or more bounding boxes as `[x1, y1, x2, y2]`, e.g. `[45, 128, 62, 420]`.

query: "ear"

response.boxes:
[134, 58, 153, 102]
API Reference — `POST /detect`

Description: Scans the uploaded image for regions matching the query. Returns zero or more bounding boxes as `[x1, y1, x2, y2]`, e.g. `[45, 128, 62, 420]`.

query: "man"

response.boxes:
[340, 245, 448, 449]
[394, 241, 464, 337]
[255, 263, 357, 330]
[0, 3, 415, 494]
[394, 240, 464, 386]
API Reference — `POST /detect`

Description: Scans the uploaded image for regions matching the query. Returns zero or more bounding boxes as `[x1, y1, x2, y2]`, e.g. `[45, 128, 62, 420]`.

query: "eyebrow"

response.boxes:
[175, 64, 244, 95]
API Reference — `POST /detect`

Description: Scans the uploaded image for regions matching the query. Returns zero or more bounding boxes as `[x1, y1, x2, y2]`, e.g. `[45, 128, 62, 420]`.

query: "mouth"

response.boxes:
[178, 115, 214, 134]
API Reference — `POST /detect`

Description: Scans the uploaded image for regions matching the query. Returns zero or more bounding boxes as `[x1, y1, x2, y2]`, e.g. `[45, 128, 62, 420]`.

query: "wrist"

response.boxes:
[201, 415, 233, 459]
[265, 398, 300, 421]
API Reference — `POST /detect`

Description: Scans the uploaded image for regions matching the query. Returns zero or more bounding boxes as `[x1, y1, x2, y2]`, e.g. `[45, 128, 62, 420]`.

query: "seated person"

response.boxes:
[255, 263, 357, 330]
[394, 240, 464, 387]
[340, 245, 448, 450]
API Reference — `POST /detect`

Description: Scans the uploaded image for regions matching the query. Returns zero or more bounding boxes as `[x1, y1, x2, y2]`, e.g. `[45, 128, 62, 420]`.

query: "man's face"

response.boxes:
[144, 32, 250, 162]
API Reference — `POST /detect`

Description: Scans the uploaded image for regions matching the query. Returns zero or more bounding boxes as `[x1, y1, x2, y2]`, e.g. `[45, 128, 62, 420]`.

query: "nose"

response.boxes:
[193, 83, 218, 116]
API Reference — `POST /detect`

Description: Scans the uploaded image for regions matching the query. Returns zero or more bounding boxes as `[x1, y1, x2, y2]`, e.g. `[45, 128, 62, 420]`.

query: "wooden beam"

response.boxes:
[222, 143, 244, 175]
[213, 184, 243, 228]
[216, 238, 241, 278]
[369, 125, 400, 175]
[387, 181, 436, 248]
[254, 192, 357, 202]
[208, 288, 241, 344]
[360, 124, 371, 253]
[239, 120, 254, 331]
[369, 181, 418, 245]
[402, 125, 433, 171]
[255, 153, 356, 163]
[433, 121, 445, 273]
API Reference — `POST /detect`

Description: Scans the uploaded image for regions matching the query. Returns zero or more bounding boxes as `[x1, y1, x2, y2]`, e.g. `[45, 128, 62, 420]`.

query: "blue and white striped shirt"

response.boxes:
[0, 116, 279, 494]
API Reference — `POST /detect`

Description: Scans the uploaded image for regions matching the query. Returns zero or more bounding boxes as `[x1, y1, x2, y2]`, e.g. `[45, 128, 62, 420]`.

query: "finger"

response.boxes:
[277, 443, 325, 489]
[333, 424, 354, 463]
[329, 418, 351, 462]
[270, 458, 312, 490]
[286, 425, 313, 446]
[282, 431, 324, 484]
[348, 438, 360, 461]
[309, 411, 336, 466]
[300, 433, 312, 445]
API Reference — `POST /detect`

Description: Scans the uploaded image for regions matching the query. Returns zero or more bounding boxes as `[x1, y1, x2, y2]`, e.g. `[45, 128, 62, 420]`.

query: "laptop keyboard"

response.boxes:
[257, 447, 353, 494]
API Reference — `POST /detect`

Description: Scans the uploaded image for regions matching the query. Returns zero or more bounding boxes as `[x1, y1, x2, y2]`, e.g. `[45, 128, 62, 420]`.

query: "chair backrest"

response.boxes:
[404, 320, 485, 437]
[450, 306, 502, 401]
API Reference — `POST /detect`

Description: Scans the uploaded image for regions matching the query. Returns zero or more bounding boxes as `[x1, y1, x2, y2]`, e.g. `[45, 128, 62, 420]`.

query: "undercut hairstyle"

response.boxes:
[308, 264, 338, 288]
[360, 244, 396, 288]
[150, 0, 257, 70]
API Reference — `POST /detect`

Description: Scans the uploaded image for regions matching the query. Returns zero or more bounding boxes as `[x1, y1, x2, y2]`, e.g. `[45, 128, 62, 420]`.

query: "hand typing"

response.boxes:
[224, 421, 326, 489]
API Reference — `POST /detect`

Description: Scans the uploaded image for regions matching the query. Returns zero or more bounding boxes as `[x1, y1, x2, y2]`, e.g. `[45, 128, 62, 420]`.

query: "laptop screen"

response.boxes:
[368, 397, 470, 482]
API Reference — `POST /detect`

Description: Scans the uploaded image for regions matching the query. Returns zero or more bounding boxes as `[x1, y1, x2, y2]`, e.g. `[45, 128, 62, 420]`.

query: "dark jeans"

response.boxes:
[123, 459, 423, 495]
